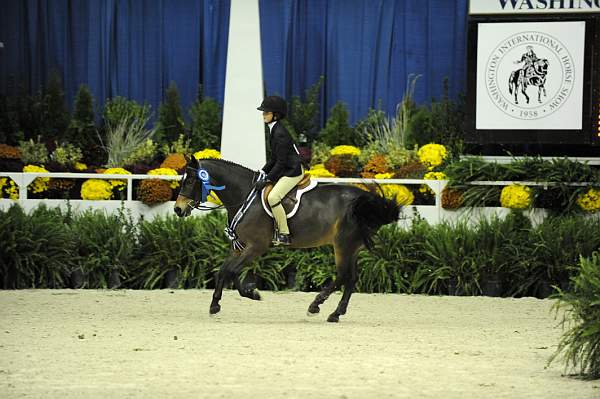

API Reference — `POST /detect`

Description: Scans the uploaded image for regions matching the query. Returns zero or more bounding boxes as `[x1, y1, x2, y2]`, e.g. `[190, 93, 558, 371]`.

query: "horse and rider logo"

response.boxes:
[483, 31, 575, 121]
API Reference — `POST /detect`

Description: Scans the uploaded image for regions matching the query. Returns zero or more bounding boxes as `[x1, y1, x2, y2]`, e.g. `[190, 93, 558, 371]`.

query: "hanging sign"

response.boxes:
[469, 0, 600, 15]
[475, 21, 585, 130]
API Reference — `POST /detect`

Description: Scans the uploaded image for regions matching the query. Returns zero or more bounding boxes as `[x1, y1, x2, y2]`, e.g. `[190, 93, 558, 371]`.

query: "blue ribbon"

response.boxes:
[198, 168, 225, 203]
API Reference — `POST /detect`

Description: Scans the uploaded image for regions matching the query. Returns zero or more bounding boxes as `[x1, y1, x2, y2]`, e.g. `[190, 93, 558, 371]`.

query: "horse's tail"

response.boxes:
[348, 191, 401, 250]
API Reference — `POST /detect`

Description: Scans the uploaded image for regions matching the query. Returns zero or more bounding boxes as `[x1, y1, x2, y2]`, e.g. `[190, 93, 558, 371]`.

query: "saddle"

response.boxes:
[260, 173, 317, 218]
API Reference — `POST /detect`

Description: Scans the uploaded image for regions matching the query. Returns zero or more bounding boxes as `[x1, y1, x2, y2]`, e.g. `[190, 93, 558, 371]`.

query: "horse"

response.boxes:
[508, 58, 549, 104]
[174, 157, 400, 322]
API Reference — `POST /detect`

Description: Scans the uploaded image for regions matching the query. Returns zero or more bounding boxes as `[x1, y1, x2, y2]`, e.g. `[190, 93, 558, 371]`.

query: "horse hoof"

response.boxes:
[327, 314, 340, 323]
[307, 305, 320, 315]
[250, 289, 261, 301]
[209, 304, 221, 315]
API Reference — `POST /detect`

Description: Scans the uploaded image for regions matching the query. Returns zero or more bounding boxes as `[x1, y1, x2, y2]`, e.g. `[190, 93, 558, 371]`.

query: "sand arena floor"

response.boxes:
[0, 289, 598, 398]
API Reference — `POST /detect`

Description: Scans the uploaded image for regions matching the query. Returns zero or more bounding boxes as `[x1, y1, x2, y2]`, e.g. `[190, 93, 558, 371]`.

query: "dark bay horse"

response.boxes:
[174, 158, 400, 322]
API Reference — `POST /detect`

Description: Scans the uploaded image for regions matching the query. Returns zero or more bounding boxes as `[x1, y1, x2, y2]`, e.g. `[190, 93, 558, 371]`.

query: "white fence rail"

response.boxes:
[0, 171, 596, 224]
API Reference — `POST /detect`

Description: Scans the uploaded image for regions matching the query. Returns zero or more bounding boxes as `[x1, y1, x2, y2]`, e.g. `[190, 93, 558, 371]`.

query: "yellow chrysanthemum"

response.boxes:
[576, 187, 600, 213]
[102, 167, 131, 190]
[81, 179, 113, 200]
[193, 149, 221, 160]
[420, 171, 448, 194]
[23, 164, 50, 193]
[306, 164, 335, 178]
[500, 184, 532, 209]
[148, 167, 180, 189]
[74, 162, 87, 171]
[374, 173, 394, 179]
[381, 184, 414, 206]
[330, 145, 361, 157]
[0, 177, 19, 200]
[417, 143, 448, 170]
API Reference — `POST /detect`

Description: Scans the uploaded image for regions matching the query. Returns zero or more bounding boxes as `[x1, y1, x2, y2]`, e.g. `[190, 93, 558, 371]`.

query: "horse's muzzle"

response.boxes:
[174, 204, 191, 218]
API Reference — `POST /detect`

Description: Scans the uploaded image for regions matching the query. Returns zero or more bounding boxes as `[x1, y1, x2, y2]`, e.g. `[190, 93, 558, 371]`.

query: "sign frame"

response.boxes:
[465, 13, 600, 146]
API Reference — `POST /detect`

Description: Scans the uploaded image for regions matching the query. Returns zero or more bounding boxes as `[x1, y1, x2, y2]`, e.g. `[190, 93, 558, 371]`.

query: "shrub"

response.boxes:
[283, 76, 324, 141]
[156, 81, 185, 145]
[102, 96, 150, 128]
[50, 142, 83, 168]
[318, 101, 356, 147]
[188, 89, 221, 151]
[18, 137, 49, 165]
[67, 84, 98, 162]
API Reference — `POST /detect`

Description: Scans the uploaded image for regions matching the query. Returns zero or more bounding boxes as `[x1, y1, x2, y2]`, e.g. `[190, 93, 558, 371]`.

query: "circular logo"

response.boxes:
[484, 31, 575, 120]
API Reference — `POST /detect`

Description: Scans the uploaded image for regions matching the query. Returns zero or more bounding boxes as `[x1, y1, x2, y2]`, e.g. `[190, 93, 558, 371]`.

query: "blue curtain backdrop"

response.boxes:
[0, 0, 230, 119]
[1, 0, 467, 126]
[259, 0, 468, 125]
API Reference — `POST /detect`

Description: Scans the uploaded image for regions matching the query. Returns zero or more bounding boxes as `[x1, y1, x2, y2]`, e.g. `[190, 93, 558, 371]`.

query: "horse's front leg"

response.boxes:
[210, 247, 265, 315]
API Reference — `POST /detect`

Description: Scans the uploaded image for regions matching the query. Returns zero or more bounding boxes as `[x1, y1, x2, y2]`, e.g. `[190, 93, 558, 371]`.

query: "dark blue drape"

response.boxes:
[259, 0, 468, 125]
[0, 0, 230, 119]
[1, 0, 467, 126]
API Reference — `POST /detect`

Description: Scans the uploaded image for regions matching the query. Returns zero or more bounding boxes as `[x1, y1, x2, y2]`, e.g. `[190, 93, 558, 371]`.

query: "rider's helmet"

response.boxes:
[257, 96, 287, 119]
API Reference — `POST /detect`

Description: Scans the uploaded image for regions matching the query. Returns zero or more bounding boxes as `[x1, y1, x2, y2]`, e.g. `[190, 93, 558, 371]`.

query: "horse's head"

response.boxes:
[174, 155, 203, 217]
[535, 59, 549, 75]
[174, 156, 256, 217]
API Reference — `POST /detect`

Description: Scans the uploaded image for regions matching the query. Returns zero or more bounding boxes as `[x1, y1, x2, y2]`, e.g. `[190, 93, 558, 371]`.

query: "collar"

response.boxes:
[268, 120, 277, 133]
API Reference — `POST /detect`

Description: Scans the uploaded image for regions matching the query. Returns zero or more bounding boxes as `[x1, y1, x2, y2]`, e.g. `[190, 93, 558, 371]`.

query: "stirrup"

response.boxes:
[272, 233, 291, 246]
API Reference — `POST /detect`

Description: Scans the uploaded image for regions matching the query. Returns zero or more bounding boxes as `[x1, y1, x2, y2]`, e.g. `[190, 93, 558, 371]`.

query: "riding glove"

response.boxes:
[255, 179, 269, 191]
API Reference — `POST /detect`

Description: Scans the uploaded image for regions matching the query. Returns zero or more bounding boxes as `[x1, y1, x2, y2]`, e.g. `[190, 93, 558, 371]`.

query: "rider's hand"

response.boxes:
[255, 179, 269, 191]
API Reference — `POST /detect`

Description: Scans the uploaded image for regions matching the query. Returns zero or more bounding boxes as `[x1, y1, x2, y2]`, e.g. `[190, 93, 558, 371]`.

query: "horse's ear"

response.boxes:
[184, 154, 192, 165]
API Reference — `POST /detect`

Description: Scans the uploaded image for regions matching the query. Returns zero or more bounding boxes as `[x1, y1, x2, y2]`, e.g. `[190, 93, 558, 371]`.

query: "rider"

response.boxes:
[255, 95, 303, 246]
[515, 45, 539, 69]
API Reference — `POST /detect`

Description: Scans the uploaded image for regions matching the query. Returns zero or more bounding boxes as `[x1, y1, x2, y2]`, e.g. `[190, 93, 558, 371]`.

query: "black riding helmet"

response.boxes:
[257, 96, 287, 118]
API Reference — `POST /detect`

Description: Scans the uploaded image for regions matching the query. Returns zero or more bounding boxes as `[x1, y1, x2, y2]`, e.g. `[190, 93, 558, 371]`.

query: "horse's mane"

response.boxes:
[202, 158, 255, 174]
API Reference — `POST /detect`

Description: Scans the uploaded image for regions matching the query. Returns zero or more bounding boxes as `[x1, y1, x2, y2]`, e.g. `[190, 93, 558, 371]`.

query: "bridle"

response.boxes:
[180, 165, 262, 213]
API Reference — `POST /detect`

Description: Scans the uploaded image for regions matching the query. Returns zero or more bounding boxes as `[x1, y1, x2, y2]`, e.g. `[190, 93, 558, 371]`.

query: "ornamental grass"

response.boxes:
[138, 179, 172, 205]
[549, 251, 600, 379]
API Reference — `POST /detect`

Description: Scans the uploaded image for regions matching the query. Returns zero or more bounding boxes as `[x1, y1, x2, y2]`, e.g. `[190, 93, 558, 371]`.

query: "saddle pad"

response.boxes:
[260, 180, 318, 219]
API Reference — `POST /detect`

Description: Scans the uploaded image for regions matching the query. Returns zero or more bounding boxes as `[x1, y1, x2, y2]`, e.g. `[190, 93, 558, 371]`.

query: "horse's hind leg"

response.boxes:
[327, 247, 360, 323]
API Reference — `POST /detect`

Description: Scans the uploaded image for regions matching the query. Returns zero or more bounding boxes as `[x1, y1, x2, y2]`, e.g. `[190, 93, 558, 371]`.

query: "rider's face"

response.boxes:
[262, 111, 274, 124]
